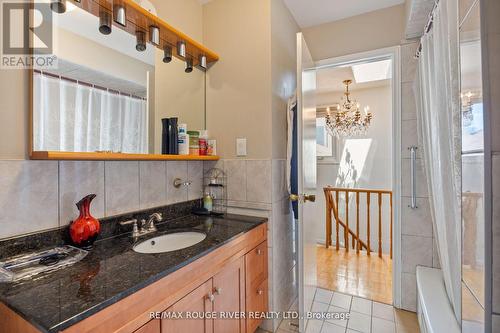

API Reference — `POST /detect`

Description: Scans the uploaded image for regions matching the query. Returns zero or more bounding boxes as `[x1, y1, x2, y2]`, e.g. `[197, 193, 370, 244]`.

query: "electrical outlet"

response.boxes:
[236, 138, 247, 156]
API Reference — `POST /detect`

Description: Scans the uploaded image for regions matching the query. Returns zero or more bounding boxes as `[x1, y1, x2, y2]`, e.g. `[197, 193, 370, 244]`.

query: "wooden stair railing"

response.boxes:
[324, 187, 393, 259]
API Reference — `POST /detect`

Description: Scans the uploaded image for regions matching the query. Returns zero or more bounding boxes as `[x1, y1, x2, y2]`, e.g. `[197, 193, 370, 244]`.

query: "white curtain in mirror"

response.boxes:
[414, 0, 461, 321]
[33, 72, 148, 154]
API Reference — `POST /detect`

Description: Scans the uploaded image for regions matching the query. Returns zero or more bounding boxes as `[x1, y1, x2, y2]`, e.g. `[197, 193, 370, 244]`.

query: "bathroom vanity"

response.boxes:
[0, 212, 268, 333]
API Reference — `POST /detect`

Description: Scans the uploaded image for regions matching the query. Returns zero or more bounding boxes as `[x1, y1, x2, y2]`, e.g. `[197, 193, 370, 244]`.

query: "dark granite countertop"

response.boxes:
[0, 214, 267, 333]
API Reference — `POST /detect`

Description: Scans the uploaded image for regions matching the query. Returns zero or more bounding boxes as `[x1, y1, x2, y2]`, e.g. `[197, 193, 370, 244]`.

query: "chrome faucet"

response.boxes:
[120, 212, 162, 238]
[143, 212, 162, 233]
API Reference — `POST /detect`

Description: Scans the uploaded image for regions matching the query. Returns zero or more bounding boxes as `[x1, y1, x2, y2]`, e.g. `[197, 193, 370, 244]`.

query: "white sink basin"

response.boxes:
[133, 232, 207, 254]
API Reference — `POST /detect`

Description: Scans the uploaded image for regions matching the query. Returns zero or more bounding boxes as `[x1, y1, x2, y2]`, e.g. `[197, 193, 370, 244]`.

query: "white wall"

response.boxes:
[315, 84, 393, 253]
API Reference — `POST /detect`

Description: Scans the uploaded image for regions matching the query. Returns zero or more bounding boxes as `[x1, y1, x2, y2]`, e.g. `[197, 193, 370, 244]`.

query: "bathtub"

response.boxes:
[416, 266, 461, 333]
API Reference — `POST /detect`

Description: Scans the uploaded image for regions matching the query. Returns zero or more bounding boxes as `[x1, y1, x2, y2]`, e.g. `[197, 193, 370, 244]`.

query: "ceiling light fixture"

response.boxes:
[149, 26, 160, 46]
[325, 80, 372, 137]
[98, 9, 112, 35]
[50, 0, 66, 13]
[136, 31, 146, 52]
[163, 45, 173, 63]
[177, 41, 186, 58]
[113, 4, 127, 27]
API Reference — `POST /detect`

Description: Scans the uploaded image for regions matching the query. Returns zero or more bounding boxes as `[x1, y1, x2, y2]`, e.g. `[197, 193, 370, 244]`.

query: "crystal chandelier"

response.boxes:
[325, 80, 373, 137]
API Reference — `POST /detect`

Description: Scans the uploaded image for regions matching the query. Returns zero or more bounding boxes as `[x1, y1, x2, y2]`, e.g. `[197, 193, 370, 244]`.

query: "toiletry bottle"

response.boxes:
[207, 139, 217, 156]
[178, 132, 189, 155]
[203, 192, 213, 212]
[161, 118, 170, 154]
[169, 117, 179, 155]
[199, 130, 208, 155]
[187, 131, 200, 155]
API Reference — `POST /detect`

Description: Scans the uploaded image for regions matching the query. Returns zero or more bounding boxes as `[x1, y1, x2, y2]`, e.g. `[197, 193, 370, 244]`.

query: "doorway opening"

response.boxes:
[314, 54, 397, 306]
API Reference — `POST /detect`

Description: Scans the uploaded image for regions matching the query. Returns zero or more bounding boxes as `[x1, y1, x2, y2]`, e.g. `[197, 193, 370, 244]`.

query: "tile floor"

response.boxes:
[258, 288, 420, 333]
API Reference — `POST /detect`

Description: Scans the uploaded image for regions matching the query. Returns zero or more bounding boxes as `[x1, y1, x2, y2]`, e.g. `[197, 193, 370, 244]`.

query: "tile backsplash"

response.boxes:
[0, 160, 203, 240]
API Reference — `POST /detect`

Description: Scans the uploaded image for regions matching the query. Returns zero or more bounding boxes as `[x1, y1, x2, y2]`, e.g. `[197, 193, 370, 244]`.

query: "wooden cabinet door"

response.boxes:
[161, 279, 214, 333]
[245, 241, 268, 333]
[134, 319, 160, 333]
[246, 279, 268, 333]
[212, 257, 245, 333]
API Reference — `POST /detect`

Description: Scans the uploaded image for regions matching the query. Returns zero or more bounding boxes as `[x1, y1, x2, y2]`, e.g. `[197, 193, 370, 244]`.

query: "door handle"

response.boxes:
[303, 194, 316, 202]
[289, 194, 316, 202]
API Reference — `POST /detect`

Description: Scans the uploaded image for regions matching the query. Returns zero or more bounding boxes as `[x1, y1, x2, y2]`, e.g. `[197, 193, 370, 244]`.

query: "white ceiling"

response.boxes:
[282, 0, 405, 28]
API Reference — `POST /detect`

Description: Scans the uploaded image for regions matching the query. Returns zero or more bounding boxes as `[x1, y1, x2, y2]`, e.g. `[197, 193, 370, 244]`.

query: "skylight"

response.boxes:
[352, 59, 392, 83]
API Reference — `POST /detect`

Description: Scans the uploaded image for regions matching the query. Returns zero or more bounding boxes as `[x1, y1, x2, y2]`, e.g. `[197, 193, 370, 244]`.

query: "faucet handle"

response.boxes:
[120, 219, 139, 236]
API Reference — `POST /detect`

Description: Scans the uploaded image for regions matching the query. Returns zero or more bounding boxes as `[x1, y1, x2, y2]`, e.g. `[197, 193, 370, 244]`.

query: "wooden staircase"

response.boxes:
[324, 187, 393, 258]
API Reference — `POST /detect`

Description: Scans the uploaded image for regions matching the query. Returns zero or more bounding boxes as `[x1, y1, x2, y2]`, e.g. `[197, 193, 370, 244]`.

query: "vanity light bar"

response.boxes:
[136, 31, 146, 52]
[198, 55, 207, 70]
[50, 0, 66, 13]
[185, 57, 193, 73]
[98, 9, 112, 35]
[149, 26, 160, 46]
[177, 41, 186, 58]
[113, 4, 127, 27]
[163, 45, 173, 63]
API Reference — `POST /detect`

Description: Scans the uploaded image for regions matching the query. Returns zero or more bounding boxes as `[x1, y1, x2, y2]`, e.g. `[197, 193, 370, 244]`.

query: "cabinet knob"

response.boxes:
[257, 289, 263, 295]
[256, 249, 262, 255]
[215, 287, 222, 295]
[207, 293, 215, 302]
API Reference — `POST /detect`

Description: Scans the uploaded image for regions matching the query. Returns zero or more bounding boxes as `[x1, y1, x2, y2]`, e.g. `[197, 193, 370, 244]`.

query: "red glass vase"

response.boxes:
[70, 194, 100, 249]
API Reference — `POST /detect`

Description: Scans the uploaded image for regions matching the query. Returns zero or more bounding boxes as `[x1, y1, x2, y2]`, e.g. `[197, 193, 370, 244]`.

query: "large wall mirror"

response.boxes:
[31, 1, 206, 157]
[459, 0, 484, 331]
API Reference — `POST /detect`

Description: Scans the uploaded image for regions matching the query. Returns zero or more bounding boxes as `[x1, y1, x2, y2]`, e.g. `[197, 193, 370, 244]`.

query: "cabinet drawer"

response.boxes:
[245, 241, 267, 288]
[246, 279, 268, 333]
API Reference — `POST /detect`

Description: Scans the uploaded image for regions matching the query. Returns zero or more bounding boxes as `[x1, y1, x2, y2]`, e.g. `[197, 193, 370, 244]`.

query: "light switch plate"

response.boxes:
[236, 138, 247, 156]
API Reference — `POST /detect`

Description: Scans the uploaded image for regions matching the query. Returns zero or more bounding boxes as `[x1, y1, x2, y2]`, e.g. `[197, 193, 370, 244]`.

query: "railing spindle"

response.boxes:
[367, 193, 371, 255]
[378, 192, 382, 258]
[390, 192, 393, 259]
[335, 190, 340, 251]
[345, 191, 349, 252]
[356, 192, 360, 254]
[325, 189, 331, 248]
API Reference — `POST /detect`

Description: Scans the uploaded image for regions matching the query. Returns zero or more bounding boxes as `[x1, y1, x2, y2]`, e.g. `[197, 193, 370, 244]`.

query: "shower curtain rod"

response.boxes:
[414, 0, 440, 59]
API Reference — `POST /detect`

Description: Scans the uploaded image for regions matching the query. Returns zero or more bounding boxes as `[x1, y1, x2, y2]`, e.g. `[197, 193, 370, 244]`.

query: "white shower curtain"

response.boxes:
[34, 72, 148, 154]
[414, 0, 462, 321]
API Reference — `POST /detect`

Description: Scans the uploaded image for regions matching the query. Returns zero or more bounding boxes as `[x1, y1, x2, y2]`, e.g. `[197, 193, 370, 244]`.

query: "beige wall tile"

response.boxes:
[401, 82, 417, 121]
[401, 197, 433, 237]
[402, 235, 433, 273]
[401, 120, 420, 159]
[246, 159, 272, 203]
[105, 161, 139, 216]
[272, 159, 287, 203]
[59, 161, 105, 226]
[401, 158, 428, 197]
[225, 159, 247, 201]
[401, 273, 417, 312]
[0, 161, 58, 239]
[484, 0, 500, 35]
[139, 161, 167, 210]
[493, 313, 500, 332]
[166, 161, 188, 204]
[187, 161, 203, 200]
[401, 43, 418, 84]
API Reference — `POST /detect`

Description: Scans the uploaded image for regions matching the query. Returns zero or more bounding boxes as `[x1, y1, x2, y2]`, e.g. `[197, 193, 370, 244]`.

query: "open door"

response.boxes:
[295, 32, 317, 332]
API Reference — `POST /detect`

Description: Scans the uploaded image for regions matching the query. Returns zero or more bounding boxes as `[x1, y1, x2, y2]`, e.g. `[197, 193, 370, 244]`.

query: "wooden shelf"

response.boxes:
[30, 151, 219, 161]
[72, 0, 219, 66]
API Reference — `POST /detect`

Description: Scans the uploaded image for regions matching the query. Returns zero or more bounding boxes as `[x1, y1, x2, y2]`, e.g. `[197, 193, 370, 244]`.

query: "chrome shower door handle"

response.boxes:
[409, 146, 418, 209]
